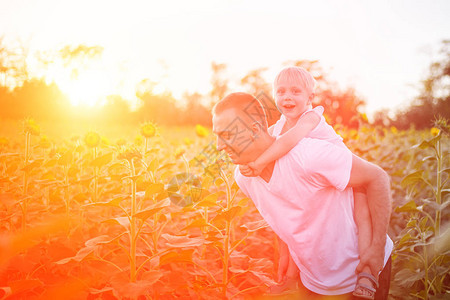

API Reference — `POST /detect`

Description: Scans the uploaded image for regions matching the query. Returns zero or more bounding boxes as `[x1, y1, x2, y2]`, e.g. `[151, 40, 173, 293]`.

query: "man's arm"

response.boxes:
[347, 154, 392, 275]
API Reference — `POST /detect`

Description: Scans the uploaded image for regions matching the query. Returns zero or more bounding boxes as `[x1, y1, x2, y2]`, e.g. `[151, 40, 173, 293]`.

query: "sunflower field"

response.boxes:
[0, 118, 448, 299]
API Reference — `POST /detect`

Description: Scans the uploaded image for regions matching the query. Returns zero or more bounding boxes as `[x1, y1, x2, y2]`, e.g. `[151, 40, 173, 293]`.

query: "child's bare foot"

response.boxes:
[353, 271, 378, 299]
[269, 276, 298, 294]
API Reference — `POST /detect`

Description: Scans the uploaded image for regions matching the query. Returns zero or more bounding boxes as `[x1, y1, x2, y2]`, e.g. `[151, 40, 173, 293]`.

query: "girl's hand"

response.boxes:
[239, 164, 257, 177]
[249, 161, 265, 176]
[240, 162, 266, 177]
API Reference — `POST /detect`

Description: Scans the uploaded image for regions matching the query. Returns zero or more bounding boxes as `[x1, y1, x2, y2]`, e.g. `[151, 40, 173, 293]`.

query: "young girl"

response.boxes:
[240, 67, 379, 299]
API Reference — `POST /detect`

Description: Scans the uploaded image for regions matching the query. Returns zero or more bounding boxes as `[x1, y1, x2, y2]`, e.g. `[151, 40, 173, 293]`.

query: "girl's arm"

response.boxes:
[249, 111, 320, 175]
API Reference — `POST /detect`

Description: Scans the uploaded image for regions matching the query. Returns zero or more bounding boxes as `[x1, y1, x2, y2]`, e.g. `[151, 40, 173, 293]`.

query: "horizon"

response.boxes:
[1, 0, 449, 118]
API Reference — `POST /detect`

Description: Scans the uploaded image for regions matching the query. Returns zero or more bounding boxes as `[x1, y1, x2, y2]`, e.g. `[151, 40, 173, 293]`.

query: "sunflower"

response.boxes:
[430, 127, 440, 137]
[141, 122, 157, 138]
[84, 131, 101, 148]
[24, 118, 40, 136]
[195, 124, 209, 138]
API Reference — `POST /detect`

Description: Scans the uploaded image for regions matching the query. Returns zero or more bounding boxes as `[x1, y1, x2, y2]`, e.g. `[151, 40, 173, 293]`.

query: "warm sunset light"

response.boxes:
[48, 68, 113, 106]
[0, 0, 448, 299]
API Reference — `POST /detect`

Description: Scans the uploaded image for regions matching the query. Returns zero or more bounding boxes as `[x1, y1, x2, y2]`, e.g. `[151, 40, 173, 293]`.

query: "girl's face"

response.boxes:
[275, 79, 313, 120]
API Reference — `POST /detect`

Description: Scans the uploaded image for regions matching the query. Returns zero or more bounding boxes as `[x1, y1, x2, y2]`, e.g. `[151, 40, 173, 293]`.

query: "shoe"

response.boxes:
[352, 272, 379, 299]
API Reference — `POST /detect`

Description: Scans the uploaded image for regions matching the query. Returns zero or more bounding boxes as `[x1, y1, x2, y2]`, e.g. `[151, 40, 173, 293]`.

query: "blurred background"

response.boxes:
[0, 0, 449, 132]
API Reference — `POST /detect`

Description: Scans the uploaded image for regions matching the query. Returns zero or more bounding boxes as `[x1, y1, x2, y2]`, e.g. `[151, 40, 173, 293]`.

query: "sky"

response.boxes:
[0, 0, 449, 117]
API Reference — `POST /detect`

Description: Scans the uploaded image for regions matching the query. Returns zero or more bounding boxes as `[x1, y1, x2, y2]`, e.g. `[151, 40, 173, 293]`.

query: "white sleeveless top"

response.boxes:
[272, 106, 346, 148]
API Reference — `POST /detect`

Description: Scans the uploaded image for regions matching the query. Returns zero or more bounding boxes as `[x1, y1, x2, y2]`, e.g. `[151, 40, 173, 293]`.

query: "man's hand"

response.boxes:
[356, 245, 385, 277]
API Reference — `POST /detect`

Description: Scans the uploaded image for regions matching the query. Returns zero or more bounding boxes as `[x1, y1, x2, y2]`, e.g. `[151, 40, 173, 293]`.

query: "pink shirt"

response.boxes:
[235, 117, 393, 295]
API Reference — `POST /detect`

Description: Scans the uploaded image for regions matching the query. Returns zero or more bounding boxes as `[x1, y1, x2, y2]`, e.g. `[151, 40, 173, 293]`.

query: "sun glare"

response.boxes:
[44, 63, 117, 107]
[59, 70, 113, 106]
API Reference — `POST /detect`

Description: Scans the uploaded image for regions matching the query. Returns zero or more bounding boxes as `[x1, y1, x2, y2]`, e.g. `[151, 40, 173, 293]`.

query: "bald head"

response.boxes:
[212, 92, 268, 130]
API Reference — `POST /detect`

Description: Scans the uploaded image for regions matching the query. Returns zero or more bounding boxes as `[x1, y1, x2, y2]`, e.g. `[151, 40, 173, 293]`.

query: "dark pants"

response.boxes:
[296, 257, 392, 300]
[370, 256, 391, 300]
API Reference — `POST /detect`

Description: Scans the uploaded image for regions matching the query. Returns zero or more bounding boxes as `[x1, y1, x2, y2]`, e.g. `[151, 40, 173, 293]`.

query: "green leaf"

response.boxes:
[83, 196, 126, 208]
[190, 187, 207, 203]
[439, 168, 450, 176]
[248, 270, 278, 286]
[155, 191, 169, 201]
[144, 183, 165, 197]
[44, 158, 58, 168]
[58, 150, 73, 166]
[161, 234, 205, 248]
[406, 219, 417, 228]
[55, 246, 95, 264]
[122, 174, 143, 182]
[413, 139, 435, 150]
[102, 217, 130, 229]
[422, 155, 437, 162]
[108, 162, 128, 172]
[89, 287, 115, 295]
[395, 200, 419, 213]
[168, 192, 191, 207]
[194, 191, 223, 208]
[212, 206, 242, 223]
[401, 171, 424, 188]
[421, 199, 450, 211]
[181, 218, 208, 231]
[90, 152, 113, 168]
[240, 219, 269, 232]
[140, 270, 163, 285]
[157, 163, 176, 171]
[394, 269, 424, 288]
[147, 158, 159, 173]
[84, 234, 124, 247]
[34, 178, 60, 186]
[397, 233, 414, 247]
[0, 177, 11, 183]
[7, 279, 43, 294]
[0, 152, 20, 159]
[133, 198, 171, 222]
[159, 249, 194, 266]
[419, 217, 429, 230]
[21, 159, 43, 172]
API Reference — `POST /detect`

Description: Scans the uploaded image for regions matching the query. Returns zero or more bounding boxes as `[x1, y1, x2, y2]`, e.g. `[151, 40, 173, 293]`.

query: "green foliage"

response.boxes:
[390, 128, 449, 299]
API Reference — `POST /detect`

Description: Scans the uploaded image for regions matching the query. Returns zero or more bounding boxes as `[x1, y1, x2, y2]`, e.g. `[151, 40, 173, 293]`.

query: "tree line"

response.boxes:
[0, 38, 448, 129]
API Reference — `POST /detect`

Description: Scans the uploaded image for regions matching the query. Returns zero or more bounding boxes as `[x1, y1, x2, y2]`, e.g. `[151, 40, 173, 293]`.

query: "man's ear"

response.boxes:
[251, 121, 264, 138]
[308, 92, 315, 105]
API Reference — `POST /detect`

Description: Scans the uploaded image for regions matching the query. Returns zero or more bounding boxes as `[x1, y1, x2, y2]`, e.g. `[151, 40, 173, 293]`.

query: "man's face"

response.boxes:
[212, 108, 257, 164]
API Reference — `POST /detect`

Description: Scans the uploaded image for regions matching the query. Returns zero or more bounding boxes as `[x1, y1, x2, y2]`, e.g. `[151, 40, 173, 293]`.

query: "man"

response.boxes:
[212, 92, 393, 299]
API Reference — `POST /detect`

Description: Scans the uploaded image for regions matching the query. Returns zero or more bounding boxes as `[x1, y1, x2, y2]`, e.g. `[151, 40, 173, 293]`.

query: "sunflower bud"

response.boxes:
[430, 127, 440, 137]
[39, 135, 52, 149]
[195, 124, 209, 138]
[23, 118, 40, 136]
[175, 146, 186, 158]
[141, 122, 157, 138]
[134, 135, 144, 146]
[84, 131, 101, 148]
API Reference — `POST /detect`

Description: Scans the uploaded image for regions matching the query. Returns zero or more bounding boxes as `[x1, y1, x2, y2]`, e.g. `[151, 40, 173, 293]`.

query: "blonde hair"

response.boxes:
[213, 92, 268, 129]
[273, 67, 317, 96]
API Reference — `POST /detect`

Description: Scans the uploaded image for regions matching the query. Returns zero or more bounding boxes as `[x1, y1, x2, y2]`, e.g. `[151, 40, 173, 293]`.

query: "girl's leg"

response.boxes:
[353, 190, 377, 299]
[270, 255, 299, 293]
